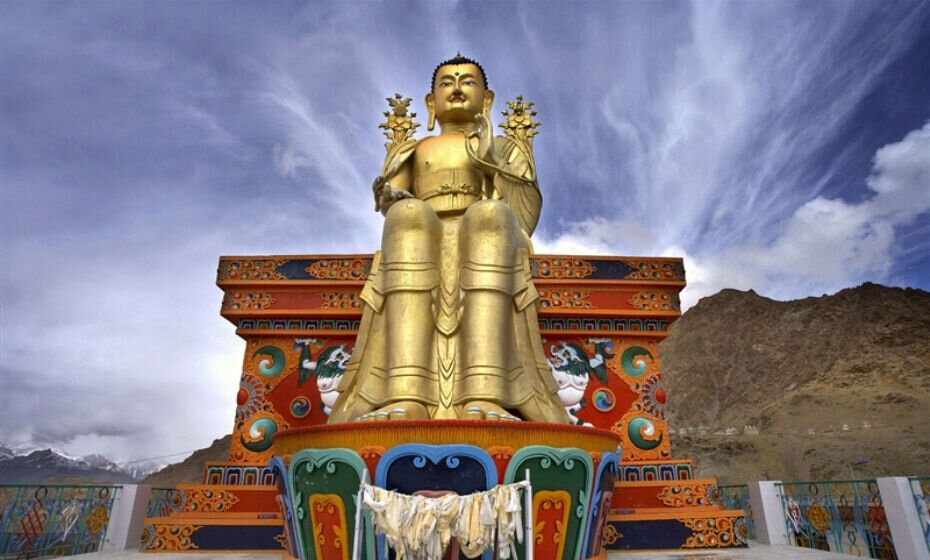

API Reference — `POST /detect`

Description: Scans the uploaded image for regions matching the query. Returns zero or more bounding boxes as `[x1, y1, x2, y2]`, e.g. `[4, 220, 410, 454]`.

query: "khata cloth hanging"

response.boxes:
[360, 480, 529, 560]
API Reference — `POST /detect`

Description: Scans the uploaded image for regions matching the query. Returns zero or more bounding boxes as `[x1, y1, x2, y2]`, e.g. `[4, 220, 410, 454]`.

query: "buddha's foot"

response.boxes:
[355, 401, 428, 421]
[517, 394, 573, 424]
[461, 401, 521, 421]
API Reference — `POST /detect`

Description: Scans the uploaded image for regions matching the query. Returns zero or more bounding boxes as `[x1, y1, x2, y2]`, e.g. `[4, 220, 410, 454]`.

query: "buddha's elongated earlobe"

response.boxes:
[425, 93, 436, 131]
[483, 89, 495, 120]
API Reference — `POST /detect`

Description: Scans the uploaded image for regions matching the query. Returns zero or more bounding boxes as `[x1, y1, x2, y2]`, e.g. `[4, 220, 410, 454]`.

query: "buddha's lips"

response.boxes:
[449, 93, 466, 102]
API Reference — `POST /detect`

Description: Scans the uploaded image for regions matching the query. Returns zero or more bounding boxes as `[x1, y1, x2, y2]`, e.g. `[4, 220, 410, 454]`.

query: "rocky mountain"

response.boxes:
[661, 283, 930, 484]
[0, 445, 162, 484]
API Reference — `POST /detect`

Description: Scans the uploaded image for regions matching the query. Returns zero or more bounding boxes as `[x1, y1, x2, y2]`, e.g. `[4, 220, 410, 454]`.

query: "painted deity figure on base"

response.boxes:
[329, 55, 569, 424]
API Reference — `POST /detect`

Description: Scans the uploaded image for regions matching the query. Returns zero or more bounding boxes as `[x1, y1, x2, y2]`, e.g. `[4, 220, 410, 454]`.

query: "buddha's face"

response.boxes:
[426, 63, 494, 126]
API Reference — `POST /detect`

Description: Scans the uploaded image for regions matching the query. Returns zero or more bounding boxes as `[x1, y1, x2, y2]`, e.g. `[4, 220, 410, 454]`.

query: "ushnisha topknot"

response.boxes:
[431, 53, 488, 91]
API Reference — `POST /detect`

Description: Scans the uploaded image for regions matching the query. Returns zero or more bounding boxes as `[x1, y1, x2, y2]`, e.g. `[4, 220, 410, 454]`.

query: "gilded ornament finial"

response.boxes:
[379, 93, 420, 151]
[499, 95, 540, 146]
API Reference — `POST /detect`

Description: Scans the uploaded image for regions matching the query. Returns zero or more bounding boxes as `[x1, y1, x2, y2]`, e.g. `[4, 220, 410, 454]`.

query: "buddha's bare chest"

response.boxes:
[413, 135, 476, 178]
[411, 134, 483, 213]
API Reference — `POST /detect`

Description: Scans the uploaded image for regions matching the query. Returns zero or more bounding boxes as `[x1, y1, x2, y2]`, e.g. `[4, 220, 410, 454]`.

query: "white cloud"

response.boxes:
[867, 123, 930, 216]
[543, 122, 930, 310]
[534, 217, 653, 256]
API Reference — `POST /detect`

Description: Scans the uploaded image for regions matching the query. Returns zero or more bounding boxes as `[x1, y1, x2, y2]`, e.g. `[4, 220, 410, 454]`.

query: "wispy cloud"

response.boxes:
[676, 121, 929, 308]
[536, 1, 930, 306]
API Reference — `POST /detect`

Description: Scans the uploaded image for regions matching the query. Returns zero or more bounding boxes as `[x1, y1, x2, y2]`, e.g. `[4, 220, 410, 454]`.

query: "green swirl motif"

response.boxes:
[252, 345, 285, 377]
[621, 346, 653, 377]
[240, 417, 277, 452]
[628, 417, 663, 450]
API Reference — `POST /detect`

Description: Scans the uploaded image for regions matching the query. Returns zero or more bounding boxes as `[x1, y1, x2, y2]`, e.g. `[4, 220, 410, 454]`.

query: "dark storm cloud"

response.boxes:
[1, 0, 928, 461]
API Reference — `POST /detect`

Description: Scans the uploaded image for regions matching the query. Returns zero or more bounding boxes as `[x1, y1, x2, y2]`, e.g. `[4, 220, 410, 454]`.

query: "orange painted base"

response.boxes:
[140, 485, 285, 553]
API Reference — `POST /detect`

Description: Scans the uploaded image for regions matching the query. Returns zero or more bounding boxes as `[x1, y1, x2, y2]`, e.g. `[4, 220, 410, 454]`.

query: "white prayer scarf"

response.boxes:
[359, 481, 530, 560]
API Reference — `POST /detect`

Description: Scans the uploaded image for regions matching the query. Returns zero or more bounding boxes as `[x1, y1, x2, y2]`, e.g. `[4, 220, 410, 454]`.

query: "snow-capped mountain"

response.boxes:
[0, 444, 15, 461]
[0, 443, 163, 484]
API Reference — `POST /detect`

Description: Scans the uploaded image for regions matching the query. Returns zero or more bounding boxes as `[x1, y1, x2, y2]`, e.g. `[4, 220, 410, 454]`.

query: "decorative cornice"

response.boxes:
[218, 255, 685, 284]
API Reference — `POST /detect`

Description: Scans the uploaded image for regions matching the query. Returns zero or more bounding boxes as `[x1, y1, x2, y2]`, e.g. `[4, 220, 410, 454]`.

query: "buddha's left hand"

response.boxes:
[378, 185, 414, 216]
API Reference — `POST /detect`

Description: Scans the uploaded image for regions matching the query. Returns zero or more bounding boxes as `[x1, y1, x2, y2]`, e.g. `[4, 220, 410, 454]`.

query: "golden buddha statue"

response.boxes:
[328, 55, 569, 424]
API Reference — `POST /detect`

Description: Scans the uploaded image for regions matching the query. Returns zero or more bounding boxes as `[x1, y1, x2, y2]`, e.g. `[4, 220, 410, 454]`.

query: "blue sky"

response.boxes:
[2, 1, 928, 463]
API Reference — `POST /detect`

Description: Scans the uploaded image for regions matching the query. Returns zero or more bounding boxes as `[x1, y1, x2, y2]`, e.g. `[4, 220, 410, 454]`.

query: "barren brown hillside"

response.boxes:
[662, 283, 930, 484]
[142, 435, 231, 487]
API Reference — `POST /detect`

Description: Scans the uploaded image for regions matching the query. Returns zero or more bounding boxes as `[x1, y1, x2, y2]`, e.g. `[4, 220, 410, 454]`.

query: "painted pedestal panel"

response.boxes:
[273, 423, 620, 560]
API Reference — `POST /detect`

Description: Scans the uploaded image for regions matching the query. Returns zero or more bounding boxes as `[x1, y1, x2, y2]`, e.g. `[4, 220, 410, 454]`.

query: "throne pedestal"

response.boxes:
[139, 254, 747, 555]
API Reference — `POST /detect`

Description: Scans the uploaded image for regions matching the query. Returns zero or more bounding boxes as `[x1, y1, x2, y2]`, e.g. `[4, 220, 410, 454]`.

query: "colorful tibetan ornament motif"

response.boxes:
[287, 449, 374, 560]
[505, 446, 594, 560]
[583, 451, 620, 559]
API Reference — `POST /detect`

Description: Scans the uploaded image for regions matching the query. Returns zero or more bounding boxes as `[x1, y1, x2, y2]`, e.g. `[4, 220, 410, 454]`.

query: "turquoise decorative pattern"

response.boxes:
[240, 418, 278, 452]
[252, 345, 286, 376]
[290, 397, 311, 418]
[592, 388, 615, 411]
[621, 346, 653, 377]
[504, 446, 594, 560]
[287, 449, 373, 560]
[627, 417, 663, 450]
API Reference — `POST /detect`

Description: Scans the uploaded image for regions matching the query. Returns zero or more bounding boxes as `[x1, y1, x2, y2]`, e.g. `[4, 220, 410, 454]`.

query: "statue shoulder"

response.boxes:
[378, 94, 423, 179]
[381, 138, 422, 179]
[493, 136, 533, 180]
[490, 135, 542, 236]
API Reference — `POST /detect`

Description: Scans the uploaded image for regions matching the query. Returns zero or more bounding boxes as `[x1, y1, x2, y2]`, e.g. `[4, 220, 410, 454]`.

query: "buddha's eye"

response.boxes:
[440, 81, 453, 87]
[463, 79, 476, 86]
